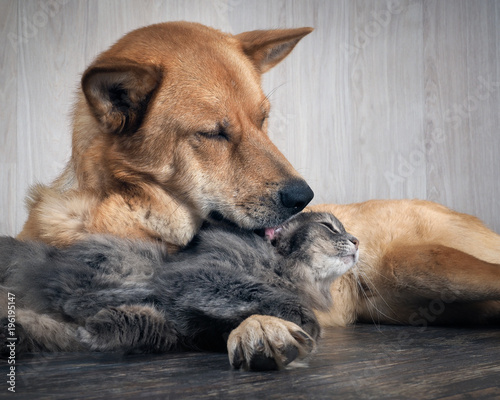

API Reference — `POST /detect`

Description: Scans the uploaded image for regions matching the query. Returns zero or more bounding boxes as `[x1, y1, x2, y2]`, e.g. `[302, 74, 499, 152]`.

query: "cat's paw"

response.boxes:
[227, 315, 316, 371]
[76, 326, 99, 351]
[76, 311, 117, 352]
[77, 305, 176, 353]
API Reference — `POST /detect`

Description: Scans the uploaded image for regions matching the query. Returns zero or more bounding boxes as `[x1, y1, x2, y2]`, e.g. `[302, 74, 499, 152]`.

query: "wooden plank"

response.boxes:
[463, 1, 500, 231]
[15, 0, 82, 232]
[0, 0, 18, 236]
[347, 0, 426, 202]
[423, 0, 500, 232]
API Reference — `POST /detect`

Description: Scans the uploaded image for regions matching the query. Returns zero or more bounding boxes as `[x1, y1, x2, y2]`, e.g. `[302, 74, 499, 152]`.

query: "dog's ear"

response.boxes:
[82, 60, 162, 135]
[236, 27, 313, 73]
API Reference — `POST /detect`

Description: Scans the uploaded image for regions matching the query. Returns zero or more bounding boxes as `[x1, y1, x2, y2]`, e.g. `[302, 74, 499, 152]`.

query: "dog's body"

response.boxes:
[1, 212, 358, 370]
[311, 200, 500, 327]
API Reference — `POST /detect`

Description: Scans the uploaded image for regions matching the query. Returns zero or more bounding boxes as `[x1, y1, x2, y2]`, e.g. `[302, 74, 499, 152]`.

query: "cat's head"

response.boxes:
[266, 212, 359, 289]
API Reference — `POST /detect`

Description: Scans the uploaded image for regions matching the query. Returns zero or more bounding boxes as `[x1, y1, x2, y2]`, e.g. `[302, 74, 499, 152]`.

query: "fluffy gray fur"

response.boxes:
[0, 212, 358, 362]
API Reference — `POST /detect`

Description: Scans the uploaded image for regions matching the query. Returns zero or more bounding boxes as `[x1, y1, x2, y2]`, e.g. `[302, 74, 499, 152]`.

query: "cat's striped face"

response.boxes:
[269, 212, 359, 281]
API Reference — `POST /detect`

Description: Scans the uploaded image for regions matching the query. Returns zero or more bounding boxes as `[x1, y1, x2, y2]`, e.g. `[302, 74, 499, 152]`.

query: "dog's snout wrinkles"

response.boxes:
[279, 180, 314, 211]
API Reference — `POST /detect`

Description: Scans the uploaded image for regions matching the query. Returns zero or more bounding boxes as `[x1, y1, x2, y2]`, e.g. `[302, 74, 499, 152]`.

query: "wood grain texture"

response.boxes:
[348, 0, 426, 200]
[423, 0, 500, 229]
[6, 325, 500, 400]
[0, 0, 18, 235]
[0, 0, 499, 234]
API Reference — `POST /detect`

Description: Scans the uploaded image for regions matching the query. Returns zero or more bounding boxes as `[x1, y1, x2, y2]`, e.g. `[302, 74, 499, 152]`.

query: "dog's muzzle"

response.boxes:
[207, 179, 313, 230]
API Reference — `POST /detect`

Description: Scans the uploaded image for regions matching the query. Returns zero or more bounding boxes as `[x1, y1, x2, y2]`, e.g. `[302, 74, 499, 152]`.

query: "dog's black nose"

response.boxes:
[279, 180, 314, 211]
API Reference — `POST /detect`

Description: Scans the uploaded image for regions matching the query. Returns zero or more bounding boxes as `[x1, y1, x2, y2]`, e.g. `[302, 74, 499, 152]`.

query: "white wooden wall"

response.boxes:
[1, 0, 499, 236]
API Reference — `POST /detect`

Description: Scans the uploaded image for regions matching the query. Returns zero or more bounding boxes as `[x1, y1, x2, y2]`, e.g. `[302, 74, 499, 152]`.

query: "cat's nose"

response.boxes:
[349, 236, 359, 250]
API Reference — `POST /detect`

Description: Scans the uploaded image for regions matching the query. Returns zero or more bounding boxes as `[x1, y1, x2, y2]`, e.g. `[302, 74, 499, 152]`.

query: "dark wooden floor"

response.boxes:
[2, 324, 499, 400]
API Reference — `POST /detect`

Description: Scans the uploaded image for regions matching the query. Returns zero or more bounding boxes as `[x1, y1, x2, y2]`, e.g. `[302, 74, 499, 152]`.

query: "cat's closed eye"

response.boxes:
[320, 222, 339, 234]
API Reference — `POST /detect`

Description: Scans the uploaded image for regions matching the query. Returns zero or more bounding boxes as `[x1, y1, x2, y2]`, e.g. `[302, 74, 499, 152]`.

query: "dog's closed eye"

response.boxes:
[196, 127, 230, 141]
[260, 116, 267, 129]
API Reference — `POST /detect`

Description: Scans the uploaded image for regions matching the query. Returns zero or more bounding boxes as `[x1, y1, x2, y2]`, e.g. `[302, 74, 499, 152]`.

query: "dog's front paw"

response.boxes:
[227, 315, 316, 371]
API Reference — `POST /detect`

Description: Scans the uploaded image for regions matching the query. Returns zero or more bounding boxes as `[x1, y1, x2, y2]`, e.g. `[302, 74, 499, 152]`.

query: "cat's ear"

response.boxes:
[272, 235, 294, 256]
[82, 59, 162, 135]
[236, 27, 313, 73]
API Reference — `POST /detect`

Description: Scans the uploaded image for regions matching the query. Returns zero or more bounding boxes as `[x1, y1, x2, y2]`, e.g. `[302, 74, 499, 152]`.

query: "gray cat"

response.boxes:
[0, 212, 358, 370]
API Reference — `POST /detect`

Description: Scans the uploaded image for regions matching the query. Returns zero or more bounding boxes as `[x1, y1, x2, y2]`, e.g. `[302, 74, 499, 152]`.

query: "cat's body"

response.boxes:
[0, 212, 358, 370]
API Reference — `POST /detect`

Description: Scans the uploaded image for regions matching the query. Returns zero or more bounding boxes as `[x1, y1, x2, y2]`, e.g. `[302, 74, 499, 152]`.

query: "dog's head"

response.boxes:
[77, 22, 314, 237]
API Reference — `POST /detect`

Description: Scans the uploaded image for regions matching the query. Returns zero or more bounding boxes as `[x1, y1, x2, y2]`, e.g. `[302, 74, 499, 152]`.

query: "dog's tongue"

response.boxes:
[265, 226, 283, 241]
[264, 227, 276, 240]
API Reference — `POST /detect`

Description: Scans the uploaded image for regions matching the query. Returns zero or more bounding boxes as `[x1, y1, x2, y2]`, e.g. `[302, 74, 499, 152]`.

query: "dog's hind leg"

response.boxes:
[362, 244, 500, 325]
[77, 304, 178, 353]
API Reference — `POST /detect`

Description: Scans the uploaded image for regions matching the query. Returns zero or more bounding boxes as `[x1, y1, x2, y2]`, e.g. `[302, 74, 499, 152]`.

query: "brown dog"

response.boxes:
[14, 21, 320, 367]
[18, 21, 314, 253]
[310, 200, 500, 327]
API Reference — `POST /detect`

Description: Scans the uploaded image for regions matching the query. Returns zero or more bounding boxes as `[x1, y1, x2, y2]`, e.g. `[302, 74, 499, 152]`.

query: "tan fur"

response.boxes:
[227, 315, 315, 370]
[310, 200, 500, 327]
[18, 22, 314, 252]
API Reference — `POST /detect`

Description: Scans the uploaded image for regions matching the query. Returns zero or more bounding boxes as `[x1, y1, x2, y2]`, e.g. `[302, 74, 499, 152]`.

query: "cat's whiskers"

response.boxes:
[351, 266, 402, 325]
